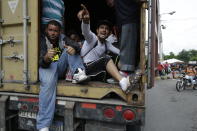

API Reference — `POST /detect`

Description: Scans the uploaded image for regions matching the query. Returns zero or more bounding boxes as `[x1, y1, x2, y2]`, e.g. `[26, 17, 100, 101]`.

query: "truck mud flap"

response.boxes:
[85, 121, 126, 131]
[18, 116, 64, 131]
[0, 95, 8, 131]
[64, 101, 75, 131]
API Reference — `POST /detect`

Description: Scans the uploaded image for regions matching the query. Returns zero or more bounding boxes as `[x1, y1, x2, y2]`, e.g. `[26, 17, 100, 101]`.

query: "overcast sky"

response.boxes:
[159, 0, 197, 55]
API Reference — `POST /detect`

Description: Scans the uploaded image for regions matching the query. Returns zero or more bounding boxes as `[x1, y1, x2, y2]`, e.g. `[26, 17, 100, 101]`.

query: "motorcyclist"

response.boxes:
[184, 65, 197, 86]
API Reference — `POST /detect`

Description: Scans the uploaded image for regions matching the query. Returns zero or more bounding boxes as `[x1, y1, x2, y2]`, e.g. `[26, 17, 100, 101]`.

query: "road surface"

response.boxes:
[144, 79, 197, 131]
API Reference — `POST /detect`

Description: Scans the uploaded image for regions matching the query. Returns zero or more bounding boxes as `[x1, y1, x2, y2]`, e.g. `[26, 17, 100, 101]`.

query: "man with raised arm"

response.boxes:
[77, 4, 132, 93]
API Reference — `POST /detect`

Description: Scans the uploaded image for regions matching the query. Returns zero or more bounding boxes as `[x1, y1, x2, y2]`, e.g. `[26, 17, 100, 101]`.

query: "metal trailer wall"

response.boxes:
[0, 0, 39, 85]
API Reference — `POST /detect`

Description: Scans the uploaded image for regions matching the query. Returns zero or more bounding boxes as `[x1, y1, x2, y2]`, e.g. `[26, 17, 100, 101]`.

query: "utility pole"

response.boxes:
[159, 11, 176, 61]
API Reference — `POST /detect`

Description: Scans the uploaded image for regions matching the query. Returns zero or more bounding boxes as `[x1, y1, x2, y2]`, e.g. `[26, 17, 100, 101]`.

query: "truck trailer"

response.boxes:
[0, 0, 160, 130]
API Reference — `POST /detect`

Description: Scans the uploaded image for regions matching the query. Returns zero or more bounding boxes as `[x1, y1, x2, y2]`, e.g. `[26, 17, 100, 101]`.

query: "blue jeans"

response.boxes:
[36, 50, 84, 130]
[119, 23, 138, 72]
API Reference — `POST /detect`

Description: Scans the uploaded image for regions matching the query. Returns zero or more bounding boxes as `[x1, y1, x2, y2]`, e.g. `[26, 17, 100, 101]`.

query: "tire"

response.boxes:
[193, 85, 197, 90]
[176, 81, 184, 92]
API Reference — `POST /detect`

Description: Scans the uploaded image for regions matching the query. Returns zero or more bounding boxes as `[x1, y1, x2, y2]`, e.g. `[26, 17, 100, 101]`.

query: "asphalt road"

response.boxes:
[144, 79, 197, 131]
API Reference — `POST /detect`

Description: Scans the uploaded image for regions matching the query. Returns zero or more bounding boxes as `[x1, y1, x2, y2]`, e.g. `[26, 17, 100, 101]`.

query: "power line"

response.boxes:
[161, 17, 197, 22]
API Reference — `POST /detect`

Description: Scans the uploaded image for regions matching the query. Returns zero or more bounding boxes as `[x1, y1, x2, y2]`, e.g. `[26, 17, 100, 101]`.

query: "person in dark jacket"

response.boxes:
[115, 0, 140, 73]
[106, 0, 140, 73]
[37, 20, 88, 131]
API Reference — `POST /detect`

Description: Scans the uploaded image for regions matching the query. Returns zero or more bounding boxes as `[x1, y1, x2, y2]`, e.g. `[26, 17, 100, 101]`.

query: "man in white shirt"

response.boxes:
[77, 4, 132, 93]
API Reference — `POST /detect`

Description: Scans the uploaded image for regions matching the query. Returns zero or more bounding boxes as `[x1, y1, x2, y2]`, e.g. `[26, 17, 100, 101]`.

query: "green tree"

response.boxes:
[176, 49, 189, 62]
[189, 50, 197, 61]
[176, 49, 197, 62]
[163, 49, 197, 62]
[164, 52, 176, 60]
[190, 56, 197, 61]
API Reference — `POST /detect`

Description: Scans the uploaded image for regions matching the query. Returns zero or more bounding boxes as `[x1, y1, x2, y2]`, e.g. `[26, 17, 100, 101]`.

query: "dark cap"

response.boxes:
[96, 20, 113, 31]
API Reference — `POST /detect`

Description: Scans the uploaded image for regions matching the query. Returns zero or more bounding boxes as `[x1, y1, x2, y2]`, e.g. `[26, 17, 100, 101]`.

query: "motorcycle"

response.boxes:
[176, 73, 197, 92]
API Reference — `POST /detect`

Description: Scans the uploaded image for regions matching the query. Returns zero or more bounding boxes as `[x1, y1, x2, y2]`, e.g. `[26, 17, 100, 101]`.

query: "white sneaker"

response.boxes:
[39, 127, 49, 131]
[72, 68, 89, 84]
[119, 77, 131, 92]
[107, 71, 129, 84]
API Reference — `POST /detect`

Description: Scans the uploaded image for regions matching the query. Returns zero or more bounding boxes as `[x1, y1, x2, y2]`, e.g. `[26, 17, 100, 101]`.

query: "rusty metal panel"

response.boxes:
[150, 0, 156, 88]
[0, 0, 39, 84]
[0, 81, 145, 106]
[140, 2, 147, 92]
[147, 0, 159, 89]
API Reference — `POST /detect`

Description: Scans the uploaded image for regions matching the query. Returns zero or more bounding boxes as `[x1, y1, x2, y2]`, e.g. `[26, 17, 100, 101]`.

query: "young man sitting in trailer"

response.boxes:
[77, 4, 132, 93]
[37, 20, 89, 131]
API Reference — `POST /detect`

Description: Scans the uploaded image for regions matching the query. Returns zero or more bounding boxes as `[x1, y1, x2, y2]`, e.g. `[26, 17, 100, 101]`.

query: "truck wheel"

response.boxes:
[126, 124, 144, 131]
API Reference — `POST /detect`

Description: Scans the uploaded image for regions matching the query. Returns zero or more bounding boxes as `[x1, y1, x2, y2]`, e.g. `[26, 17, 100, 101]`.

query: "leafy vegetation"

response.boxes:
[163, 49, 197, 62]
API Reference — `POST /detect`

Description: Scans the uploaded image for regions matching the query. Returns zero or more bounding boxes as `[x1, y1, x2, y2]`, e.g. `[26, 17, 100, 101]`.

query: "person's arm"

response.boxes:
[81, 22, 96, 44]
[185, 68, 188, 74]
[78, 4, 97, 44]
[39, 36, 53, 68]
[193, 68, 197, 74]
[64, 36, 81, 54]
[107, 42, 120, 55]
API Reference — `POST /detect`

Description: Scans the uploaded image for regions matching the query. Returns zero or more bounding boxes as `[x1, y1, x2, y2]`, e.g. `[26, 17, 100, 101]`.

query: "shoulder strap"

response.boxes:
[81, 40, 98, 58]
[104, 42, 108, 54]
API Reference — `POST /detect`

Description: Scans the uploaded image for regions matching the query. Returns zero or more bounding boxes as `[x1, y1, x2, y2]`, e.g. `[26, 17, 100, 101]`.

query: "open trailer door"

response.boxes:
[147, 0, 160, 89]
[0, 0, 39, 90]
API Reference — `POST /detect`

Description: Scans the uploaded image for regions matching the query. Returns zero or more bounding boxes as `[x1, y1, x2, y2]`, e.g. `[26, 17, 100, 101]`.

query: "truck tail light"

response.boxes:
[81, 103, 96, 109]
[21, 104, 28, 110]
[33, 105, 39, 112]
[123, 109, 135, 121]
[103, 108, 115, 119]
